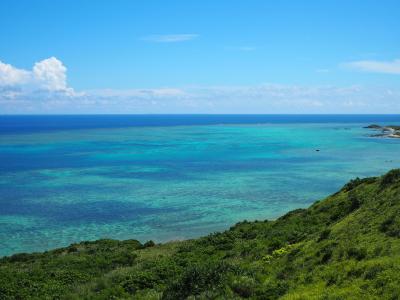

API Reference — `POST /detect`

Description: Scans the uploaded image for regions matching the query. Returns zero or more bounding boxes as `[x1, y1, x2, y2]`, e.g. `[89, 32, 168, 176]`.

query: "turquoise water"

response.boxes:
[1, 117, 400, 256]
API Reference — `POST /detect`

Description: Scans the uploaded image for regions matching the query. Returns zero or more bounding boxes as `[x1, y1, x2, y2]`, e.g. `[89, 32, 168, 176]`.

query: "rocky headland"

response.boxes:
[365, 124, 400, 138]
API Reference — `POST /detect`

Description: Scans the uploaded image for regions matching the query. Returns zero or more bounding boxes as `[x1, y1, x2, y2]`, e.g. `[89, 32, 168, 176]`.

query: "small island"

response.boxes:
[364, 124, 400, 138]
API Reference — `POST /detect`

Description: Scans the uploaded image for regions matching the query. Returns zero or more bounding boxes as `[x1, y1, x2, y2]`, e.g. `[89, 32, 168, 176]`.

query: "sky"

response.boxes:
[0, 0, 399, 114]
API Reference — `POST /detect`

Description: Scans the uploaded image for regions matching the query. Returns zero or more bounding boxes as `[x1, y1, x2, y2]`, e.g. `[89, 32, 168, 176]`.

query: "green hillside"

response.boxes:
[1, 169, 400, 299]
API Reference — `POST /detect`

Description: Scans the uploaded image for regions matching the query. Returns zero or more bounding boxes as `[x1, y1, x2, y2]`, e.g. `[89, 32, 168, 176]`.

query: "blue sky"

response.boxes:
[0, 0, 399, 113]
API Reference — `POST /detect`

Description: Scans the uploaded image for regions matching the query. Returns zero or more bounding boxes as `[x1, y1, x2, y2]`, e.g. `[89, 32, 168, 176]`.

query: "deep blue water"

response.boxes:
[0, 114, 400, 256]
[1, 114, 400, 134]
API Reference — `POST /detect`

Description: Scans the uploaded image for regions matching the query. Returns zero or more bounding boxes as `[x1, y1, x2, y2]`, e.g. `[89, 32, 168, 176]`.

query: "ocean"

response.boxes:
[1, 114, 399, 256]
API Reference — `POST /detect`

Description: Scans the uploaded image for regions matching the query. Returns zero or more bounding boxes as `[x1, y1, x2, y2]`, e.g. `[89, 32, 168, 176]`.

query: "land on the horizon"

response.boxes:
[365, 124, 400, 138]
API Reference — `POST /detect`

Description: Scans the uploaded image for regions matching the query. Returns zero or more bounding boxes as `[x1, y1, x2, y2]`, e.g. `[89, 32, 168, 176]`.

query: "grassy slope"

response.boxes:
[1, 169, 400, 299]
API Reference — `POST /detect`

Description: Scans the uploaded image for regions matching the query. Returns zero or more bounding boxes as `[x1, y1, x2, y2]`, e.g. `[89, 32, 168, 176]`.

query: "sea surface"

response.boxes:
[1, 114, 400, 257]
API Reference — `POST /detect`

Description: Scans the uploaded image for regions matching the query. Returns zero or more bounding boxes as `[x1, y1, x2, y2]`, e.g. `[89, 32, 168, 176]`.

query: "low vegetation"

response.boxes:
[1, 169, 400, 299]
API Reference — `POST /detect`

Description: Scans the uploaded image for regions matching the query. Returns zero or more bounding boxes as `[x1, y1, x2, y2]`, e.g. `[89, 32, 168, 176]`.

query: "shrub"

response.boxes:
[262, 255, 273, 263]
[111, 252, 137, 266]
[256, 279, 288, 299]
[342, 177, 375, 192]
[67, 246, 78, 253]
[162, 261, 230, 299]
[121, 271, 157, 294]
[286, 247, 301, 262]
[6, 253, 34, 263]
[143, 240, 156, 248]
[381, 169, 400, 187]
[348, 192, 361, 211]
[364, 265, 384, 280]
[379, 216, 400, 237]
[230, 276, 256, 298]
[318, 229, 331, 241]
[317, 243, 335, 264]
[267, 238, 285, 252]
[272, 247, 288, 257]
[346, 247, 367, 261]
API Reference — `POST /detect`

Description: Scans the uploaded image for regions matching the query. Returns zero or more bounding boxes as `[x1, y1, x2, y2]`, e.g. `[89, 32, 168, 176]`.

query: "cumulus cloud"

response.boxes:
[33, 57, 68, 91]
[344, 59, 400, 74]
[0, 61, 31, 86]
[142, 34, 198, 43]
[0, 57, 72, 92]
[1, 58, 400, 114]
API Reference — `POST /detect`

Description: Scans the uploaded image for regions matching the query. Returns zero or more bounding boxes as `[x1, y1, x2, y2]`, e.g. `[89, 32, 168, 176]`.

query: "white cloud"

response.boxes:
[33, 57, 68, 91]
[142, 34, 198, 43]
[344, 59, 400, 74]
[1, 58, 400, 114]
[88, 88, 186, 98]
[0, 61, 31, 86]
[0, 57, 72, 94]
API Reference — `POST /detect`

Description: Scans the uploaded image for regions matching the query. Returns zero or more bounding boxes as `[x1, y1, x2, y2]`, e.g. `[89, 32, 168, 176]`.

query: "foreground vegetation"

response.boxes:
[1, 169, 400, 299]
